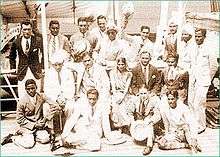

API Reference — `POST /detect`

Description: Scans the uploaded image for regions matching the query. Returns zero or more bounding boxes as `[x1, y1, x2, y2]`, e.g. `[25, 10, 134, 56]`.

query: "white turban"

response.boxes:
[168, 17, 178, 26]
[182, 23, 195, 36]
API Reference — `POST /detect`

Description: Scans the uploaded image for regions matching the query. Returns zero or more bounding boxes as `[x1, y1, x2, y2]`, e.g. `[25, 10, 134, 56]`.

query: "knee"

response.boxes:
[13, 134, 35, 149]
[36, 130, 50, 144]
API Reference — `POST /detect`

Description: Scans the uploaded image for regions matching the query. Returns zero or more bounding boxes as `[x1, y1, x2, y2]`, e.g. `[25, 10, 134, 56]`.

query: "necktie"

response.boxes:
[168, 67, 174, 80]
[144, 66, 148, 83]
[92, 107, 95, 116]
[52, 36, 56, 53]
[58, 71, 61, 85]
[25, 39, 29, 55]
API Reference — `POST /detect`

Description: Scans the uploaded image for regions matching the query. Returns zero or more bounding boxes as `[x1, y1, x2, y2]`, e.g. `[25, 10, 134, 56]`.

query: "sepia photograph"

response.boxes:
[0, 0, 219, 156]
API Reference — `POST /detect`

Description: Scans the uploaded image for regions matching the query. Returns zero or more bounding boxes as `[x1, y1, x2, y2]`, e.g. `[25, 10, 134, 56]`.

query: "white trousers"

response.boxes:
[18, 68, 41, 98]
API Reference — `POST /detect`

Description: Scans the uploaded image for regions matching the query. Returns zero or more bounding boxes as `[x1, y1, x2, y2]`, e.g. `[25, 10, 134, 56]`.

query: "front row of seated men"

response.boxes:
[1, 51, 202, 155]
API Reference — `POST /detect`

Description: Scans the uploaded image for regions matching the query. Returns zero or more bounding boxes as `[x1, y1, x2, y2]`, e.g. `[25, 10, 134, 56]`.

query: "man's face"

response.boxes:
[167, 57, 177, 67]
[79, 21, 88, 34]
[107, 30, 117, 41]
[97, 18, 106, 32]
[140, 53, 151, 66]
[117, 60, 126, 72]
[53, 62, 63, 72]
[25, 83, 37, 97]
[88, 93, 98, 107]
[49, 23, 60, 36]
[141, 28, 150, 40]
[83, 55, 93, 69]
[182, 31, 192, 43]
[169, 23, 178, 35]
[167, 94, 177, 109]
[21, 24, 32, 39]
[195, 30, 205, 45]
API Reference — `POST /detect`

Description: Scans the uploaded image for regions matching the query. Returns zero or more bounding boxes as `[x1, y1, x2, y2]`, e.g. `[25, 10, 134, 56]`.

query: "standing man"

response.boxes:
[47, 20, 71, 66]
[96, 23, 124, 70]
[178, 23, 195, 71]
[188, 28, 218, 133]
[70, 17, 98, 62]
[121, 25, 155, 65]
[9, 20, 43, 98]
[90, 15, 108, 43]
[164, 18, 178, 59]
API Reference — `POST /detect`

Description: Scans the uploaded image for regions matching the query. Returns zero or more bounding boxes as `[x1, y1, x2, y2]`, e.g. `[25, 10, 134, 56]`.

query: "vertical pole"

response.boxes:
[155, 1, 169, 58]
[112, 0, 117, 25]
[40, 2, 48, 72]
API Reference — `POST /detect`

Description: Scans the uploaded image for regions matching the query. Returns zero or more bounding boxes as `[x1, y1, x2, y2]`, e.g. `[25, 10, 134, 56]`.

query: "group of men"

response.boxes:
[1, 13, 218, 156]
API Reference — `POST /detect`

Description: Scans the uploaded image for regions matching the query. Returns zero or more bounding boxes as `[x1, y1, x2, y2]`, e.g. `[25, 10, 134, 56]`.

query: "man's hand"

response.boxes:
[35, 121, 45, 129]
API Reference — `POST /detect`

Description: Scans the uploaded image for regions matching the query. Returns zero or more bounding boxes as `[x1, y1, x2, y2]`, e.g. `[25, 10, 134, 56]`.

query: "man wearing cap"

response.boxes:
[1, 79, 52, 149]
[188, 28, 218, 134]
[178, 23, 196, 71]
[96, 23, 124, 70]
[158, 90, 201, 154]
[70, 17, 98, 61]
[60, 88, 114, 151]
[48, 20, 71, 66]
[164, 18, 178, 59]
[9, 20, 43, 98]
[131, 87, 161, 155]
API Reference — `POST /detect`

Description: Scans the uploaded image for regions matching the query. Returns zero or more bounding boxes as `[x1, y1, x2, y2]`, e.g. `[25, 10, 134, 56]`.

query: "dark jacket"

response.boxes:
[131, 63, 161, 95]
[9, 35, 43, 81]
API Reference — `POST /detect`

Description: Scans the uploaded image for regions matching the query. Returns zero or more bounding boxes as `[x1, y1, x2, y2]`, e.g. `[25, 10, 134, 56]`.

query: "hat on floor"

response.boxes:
[104, 131, 127, 145]
[130, 120, 149, 141]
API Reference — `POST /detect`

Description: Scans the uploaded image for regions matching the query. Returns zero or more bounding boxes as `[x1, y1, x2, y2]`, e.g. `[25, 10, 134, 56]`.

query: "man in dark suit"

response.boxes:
[131, 51, 161, 96]
[9, 20, 44, 98]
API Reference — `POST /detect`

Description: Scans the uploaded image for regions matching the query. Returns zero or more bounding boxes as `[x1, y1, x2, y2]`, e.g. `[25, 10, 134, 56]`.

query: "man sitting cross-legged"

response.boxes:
[1, 79, 54, 149]
[158, 90, 201, 154]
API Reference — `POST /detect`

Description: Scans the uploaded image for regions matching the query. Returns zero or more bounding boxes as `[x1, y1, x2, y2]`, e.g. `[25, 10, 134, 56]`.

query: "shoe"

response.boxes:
[198, 128, 206, 134]
[1, 134, 13, 146]
[143, 146, 153, 155]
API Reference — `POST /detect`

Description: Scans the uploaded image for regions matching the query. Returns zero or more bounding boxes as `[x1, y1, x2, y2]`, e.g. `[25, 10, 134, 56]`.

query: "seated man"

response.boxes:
[59, 88, 112, 151]
[131, 87, 161, 155]
[161, 53, 188, 104]
[158, 90, 201, 154]
[1, 79, 52, 149]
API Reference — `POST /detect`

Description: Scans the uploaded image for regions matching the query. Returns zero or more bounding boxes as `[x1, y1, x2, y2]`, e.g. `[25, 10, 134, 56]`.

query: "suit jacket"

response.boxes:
[161, 66, 189, 90]
[131, 64, 161, 95]
[190, 40, 218, 86]
[75, 63, 110, 98]
[9, 35, 43, 81]
[16, 93, 46, 132]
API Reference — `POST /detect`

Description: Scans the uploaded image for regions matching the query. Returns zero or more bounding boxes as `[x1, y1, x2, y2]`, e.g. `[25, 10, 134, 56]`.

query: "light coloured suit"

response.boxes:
[44, 65, 76, 119]
[14, 92, 50, 148]
[75, 63, 110, 100]
[188, 39, 218, 130]
[158, 100, 197, 150]
[61, 97, 111, 151]
[47, 33, 71, 64]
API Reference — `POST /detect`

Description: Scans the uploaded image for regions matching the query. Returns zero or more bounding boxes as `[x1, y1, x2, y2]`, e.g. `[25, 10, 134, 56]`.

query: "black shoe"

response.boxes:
[1, 134, 13, 146]
[143, 146, 153, 155]
[51, 142, 62, 152]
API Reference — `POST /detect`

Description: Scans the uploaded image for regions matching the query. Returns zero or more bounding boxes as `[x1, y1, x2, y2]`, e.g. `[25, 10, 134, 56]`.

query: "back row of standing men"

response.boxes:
[6, 14, 218, 155]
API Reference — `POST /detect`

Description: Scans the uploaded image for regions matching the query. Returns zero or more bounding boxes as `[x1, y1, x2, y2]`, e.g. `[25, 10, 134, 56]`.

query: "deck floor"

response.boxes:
[1, 113, 219, 156]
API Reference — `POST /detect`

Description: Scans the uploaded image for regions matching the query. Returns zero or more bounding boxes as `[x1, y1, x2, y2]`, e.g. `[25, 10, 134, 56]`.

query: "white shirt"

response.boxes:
[21, 37, 31, 53]
[48, 35, 59, 60]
